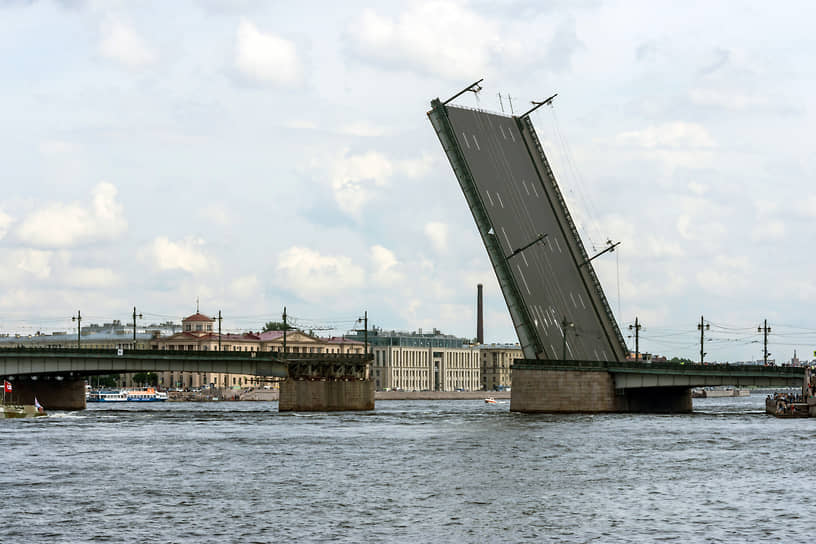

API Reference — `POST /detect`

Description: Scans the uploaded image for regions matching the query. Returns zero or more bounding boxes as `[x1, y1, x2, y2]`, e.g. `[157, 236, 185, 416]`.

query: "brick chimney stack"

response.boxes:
[477, 284, 484, 344]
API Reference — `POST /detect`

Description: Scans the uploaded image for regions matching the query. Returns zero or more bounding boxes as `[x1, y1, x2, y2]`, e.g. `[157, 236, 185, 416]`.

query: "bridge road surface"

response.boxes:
[446, 106, 616, 362]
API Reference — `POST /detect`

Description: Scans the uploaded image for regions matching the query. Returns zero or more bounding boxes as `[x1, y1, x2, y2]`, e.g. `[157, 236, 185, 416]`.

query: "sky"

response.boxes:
[2, 0, 816, 363]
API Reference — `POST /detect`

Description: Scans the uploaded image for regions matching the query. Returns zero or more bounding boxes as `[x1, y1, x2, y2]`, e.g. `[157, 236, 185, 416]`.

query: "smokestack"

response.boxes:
[477, 284, 484, 344]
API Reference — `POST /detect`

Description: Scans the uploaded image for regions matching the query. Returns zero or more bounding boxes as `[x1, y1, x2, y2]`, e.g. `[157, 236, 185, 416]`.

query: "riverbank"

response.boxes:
[376, 390, 510, 400]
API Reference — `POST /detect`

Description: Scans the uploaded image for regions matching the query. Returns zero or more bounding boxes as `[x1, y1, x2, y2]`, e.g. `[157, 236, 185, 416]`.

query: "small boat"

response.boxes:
[125, 388, 168, 402]
[485, 397, 497, 404]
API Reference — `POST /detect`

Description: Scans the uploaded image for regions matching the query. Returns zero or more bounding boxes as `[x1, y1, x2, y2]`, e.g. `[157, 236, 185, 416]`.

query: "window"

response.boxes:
[196, 324, 202, 331]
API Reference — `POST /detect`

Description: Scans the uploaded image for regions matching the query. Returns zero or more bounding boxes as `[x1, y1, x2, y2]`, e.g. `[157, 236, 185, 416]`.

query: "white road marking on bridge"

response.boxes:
[501, 226, 512, 249]
[521, 252, 528, 266]
[578, 293, 586, 309]
[554, 238, 562, 253]
[472, 135, 481, 150]
[485, 191, 494, 206]
[508, 128, 516, 142]
[462, 132, 470, 149]
[531, 183, 539, 198]
[522, 179, 530, 196]
[517, 264, 531, 295]
[496, 192, 504, 208]
[499, 125, 507, 139]
[570, 292, 577, 308]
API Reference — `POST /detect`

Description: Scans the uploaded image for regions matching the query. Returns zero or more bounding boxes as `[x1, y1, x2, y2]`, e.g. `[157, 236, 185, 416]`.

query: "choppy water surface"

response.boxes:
[2, 395, 815, 543]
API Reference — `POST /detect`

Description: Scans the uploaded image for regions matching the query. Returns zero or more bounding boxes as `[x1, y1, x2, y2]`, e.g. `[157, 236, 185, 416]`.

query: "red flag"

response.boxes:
[4, 380, 12, 393]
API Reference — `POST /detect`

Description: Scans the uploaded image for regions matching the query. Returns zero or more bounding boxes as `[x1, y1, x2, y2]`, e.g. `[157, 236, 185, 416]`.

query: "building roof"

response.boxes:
[182, 312, 213, 322]
[325, 337, 363, 345]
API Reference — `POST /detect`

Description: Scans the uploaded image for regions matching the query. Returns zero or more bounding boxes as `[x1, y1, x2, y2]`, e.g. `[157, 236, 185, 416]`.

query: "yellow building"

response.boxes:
[155, 312, 365, 390]
[479, 344, 522, 391]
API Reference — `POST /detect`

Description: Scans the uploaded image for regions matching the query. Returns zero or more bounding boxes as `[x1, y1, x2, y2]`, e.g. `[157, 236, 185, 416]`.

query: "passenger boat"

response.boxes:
[86, 389, 128, 402]
[125, 388, 168, 402]
[485, 397, 497, 404]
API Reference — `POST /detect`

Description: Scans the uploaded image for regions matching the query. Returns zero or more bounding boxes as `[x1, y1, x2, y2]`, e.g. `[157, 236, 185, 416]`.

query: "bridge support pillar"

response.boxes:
[511, 368, 692, 413]
[279, 379, 374, 411]
[13, 378, 86, 411]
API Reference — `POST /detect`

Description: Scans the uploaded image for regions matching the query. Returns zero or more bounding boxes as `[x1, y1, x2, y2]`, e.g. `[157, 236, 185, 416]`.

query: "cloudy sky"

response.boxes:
[2, 0, 816, 362]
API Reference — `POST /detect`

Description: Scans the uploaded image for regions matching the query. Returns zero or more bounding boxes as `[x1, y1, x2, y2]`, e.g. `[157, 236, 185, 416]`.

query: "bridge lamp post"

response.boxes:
[356, 311, 368, 355]
[132, 307, 143, 350]
[697, 316, 710, 364]
[561, 317, 575, 362]
[71, 310, 82, 349]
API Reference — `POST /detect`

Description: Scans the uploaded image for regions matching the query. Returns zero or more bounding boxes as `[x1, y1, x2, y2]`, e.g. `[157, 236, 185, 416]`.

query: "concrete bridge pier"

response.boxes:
[510, 368, 692, 413]
[278, 357, 375, 411]
[12, 378, 86, 411]
[279, 378, 374, 411]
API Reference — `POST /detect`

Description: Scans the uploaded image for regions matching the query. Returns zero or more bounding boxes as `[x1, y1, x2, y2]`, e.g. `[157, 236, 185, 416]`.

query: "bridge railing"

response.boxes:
[512, 358, 806, 376]
[0, 347, 373, 363]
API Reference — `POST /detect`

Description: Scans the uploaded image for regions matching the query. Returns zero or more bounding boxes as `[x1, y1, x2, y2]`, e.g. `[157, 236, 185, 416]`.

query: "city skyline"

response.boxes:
[3, 1, 816, 362]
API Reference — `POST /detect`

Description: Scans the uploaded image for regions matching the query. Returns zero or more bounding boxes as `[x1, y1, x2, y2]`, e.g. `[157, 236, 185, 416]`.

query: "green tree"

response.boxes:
[669, 357, 694, 364]
[263, 321, 294, 332]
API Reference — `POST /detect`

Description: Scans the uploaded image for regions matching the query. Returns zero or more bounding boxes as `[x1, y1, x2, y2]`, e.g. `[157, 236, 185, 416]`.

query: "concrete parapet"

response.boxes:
[12, 378, 86, 411]
[279, 379, 374, 411]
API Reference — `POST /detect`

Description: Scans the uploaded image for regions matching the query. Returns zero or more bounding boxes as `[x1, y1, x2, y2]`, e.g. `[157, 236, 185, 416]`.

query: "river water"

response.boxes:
[1, 395, 813, 543]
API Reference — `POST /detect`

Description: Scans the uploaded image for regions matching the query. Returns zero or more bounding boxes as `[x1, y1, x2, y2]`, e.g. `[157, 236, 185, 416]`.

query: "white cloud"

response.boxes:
[16, 249, 52, 280]
[689, 88, 766, 111]
[347, 3, 507, 79]
[339, 122, 386, 137]
[0, 209, 12, 240]
[63, 266, 119, 288]
[148, 236, 212, 274]
[276, 247, 364, 301]
[696, 256, 750, 295]
[330, 150, 394, 217]
[751, 220, 785, 242]
[199, 204, 231, 227]
[370, 245, 403, 286]
[99, 21, 156, 68]
[235, 19, 301, 85]
[616, 122, 716, 149]
[424, 221, 449, 252]
[16, 182, 127, 248]
[230, 274, 259, 299]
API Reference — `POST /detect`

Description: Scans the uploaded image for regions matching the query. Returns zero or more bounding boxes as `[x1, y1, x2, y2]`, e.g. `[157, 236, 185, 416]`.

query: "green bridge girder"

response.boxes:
[0, 348, 373, 380]
[513, 359, 806, 389]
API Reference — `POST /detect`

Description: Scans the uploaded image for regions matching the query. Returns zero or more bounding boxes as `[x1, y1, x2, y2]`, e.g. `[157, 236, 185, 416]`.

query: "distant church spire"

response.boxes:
[196, 296, 199, 313]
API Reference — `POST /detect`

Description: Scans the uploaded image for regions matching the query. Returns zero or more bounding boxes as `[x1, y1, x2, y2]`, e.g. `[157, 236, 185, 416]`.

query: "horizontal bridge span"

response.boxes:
[513, 359, 805, 389]
[0, 348, 373, 380]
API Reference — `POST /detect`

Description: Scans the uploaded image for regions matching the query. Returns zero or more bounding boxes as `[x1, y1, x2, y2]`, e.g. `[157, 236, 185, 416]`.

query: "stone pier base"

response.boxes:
[511, 368, 691, 413]
[12, 378, 86, 411]
[279, 379, 374, 411]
